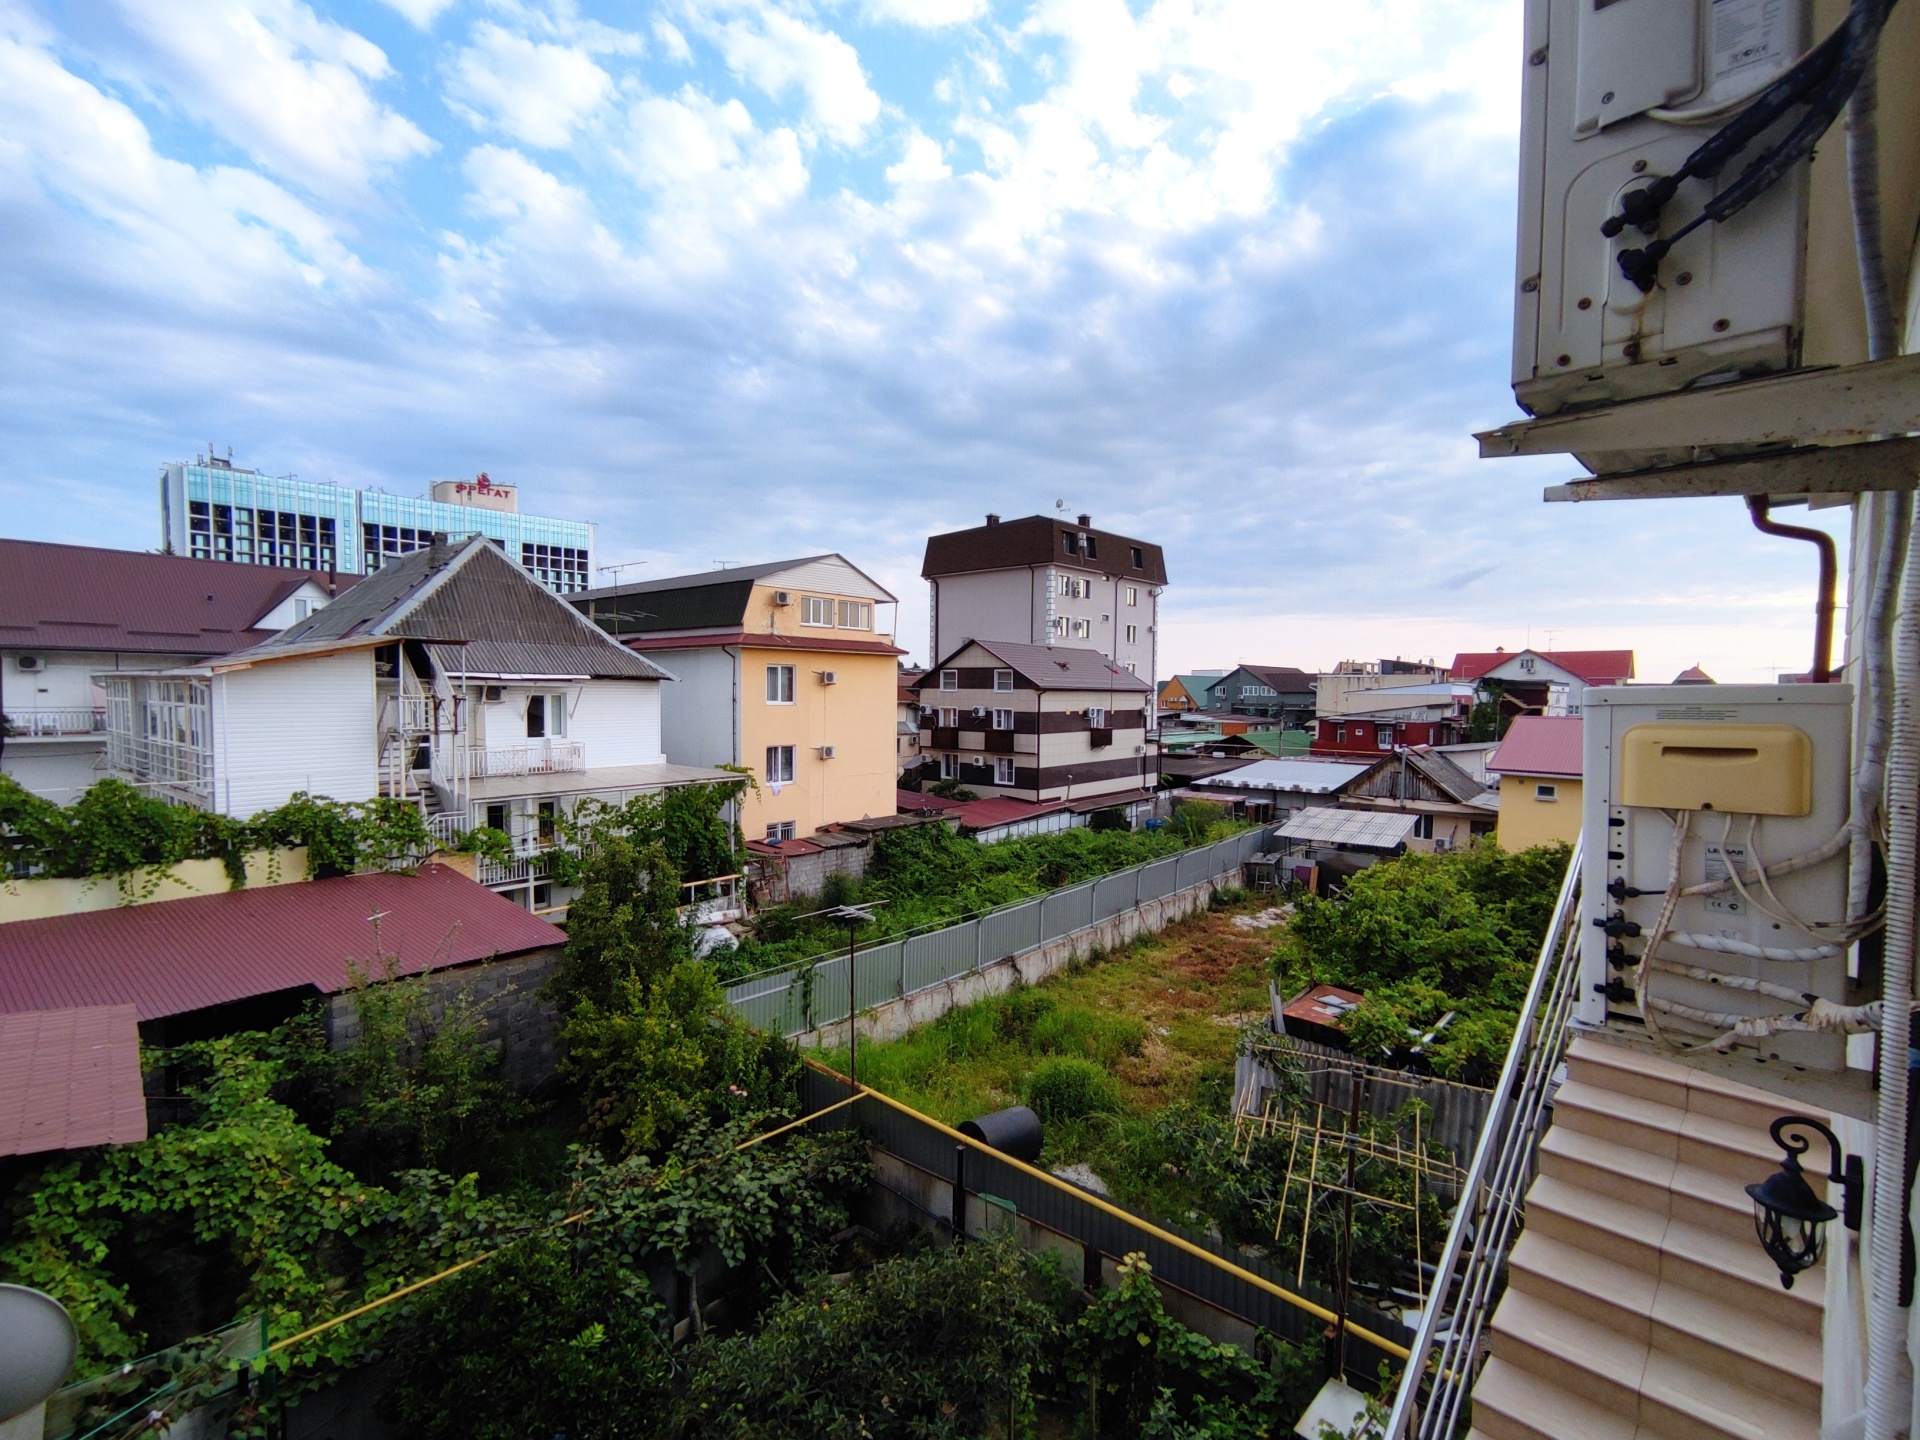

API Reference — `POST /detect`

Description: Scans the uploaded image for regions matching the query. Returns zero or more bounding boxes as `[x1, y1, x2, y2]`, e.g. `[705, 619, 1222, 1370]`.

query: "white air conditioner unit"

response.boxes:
[771, 590, 791, 606]
[971, 706, 986, 718]
[818, 745, 837, 759]
[482, 685, 504, 703]
[16, 655, 42, 673]
[818, 670, 838, 685]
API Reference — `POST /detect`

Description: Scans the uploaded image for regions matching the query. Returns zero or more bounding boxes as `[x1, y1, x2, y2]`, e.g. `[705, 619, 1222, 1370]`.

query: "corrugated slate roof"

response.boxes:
[1189, 758, 1379, 794]
[1487, 715, 1584, 779]
[922, 515, 1169, 585]
[1400, 748, 1488, 803]
[0, 538, 354, 657]
[0, 1005, 147, 1157]
[1277, 807, 1418, 849]
[0, 865, 564, 1021]
[920, 639, 1153, 692]
[241, 538, 669, 681]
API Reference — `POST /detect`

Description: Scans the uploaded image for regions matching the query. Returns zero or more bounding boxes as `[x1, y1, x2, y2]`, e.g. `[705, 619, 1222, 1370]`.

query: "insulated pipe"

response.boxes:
[1748, 496, 1838, 683]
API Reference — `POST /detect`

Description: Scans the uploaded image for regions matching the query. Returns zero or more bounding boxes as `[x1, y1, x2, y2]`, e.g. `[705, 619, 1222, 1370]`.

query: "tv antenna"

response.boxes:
[597, 561, 647, 586]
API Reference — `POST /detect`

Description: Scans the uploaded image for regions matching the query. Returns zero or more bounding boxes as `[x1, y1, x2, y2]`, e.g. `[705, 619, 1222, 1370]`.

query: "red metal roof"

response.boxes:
[0, 538, 356, 656]
[1282, 984, 1365, 1031]
[0, 865, 563, 1021]
[631, 632, 906, 656]
[1487, 716, 1585, 779]
[745, 837, 826, 858]
[0, 1005, 147, 1157]
[1449, 649, 1634, 685]
[895, 790, 1075, 829]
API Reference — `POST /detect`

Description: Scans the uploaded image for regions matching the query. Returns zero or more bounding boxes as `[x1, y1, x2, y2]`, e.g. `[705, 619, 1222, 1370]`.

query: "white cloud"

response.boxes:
[376, 0, 455, 27]
[861, 0, 989, 26]
[622, 87, 809, 248]
[886, 129, 951, 187]
[106, 0, 433, 198]
[446, 23, 614, 148]
[687, 0, 880, 147]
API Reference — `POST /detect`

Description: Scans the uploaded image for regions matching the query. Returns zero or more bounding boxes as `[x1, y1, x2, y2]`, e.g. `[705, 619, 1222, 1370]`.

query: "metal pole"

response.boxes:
[953, 1143, 967, 1244]
[847, 920, 858, 1094]
[1334, 1066, 1365, 1380]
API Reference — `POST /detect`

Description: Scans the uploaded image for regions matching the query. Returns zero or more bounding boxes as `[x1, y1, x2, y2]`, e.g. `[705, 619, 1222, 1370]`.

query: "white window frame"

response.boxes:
[1124, 624, 1138, 644]
[801, 595, 834, 627]
[1535, 783, 1559, 801]
[993, 669, 1014, 692]
[940, 707, 960, 728]
[991, 708, 1014, 730]
[939, 669, 958, 690]
[765, 820, 796, 842]
[765, 745, 795, 783]
[1088, 706, 1108, 727]
[766, 665, 795, 704]
[995, 757, 1016, 785]
[1050, 617, 1067, 637]
[940, 753, 957, 779]
[836, 599, 872, 630]
[1125, 586, 1138, 606]
[1072, 618, 1091, 639]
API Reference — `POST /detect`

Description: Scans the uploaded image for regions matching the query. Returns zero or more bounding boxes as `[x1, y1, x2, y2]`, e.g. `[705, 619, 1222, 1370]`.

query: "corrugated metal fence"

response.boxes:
[796, 1067, 1413, 1379]
[726, 828, 1271, 1037]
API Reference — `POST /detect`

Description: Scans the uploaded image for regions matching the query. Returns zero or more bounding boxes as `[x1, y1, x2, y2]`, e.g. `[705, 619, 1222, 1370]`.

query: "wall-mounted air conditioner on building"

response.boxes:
[818, 670, 838, 685]
[971, 706, 986, 717]
[771, 591, 791, 606]
[482, 685, 504, 703]
[818, 745, 836, 759]
[16, 655, 42, 672]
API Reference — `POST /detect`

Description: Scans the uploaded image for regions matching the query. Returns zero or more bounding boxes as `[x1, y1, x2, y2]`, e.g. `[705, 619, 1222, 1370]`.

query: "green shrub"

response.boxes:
[1024, 1056, 1123, 1121]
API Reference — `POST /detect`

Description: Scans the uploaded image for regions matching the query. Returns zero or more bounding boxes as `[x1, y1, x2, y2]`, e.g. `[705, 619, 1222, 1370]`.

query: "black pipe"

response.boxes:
[1747, 496, 1837, 683]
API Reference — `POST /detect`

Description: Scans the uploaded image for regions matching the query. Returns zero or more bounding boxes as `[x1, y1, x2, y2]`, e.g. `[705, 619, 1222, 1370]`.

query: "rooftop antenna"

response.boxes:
[713, 560, 740, 569]
[597, 560, 647, 586]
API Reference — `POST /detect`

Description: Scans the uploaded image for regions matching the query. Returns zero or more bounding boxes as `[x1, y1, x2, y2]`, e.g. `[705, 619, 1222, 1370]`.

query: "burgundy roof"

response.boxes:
[745, 837, 826, 858]
[1487, 716, 1584, 779]
[0, 538, 355, 656]
[0, 1005, 147, 1157]
[1449, 649, 1635, 685]
[919, 639, 1153, 693]
[922, 515, 1168, 585]
[896, 790, 1073, 828]
[0, 865, 564, 1021]
[633, 632, 905, 656]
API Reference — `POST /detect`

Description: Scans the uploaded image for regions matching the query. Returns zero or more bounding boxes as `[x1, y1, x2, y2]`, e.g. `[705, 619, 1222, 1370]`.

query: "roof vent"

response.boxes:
[985, 513, 1000, 525]
[1077, 513, 1091, 527]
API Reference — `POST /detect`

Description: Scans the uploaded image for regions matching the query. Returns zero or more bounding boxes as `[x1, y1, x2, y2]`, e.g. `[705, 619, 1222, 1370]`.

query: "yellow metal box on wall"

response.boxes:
[1618, 723, 1813, 816]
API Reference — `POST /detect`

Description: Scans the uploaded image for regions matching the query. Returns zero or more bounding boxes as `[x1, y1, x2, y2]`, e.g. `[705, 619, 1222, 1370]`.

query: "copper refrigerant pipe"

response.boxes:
[1748, 495, 1838, 683]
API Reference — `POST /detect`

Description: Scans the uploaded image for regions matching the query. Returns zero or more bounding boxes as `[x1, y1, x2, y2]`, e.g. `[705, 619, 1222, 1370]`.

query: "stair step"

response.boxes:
[1637, 1347, 1820, 1440]
[1554, 1080, 1780, 1183]
[1655, 1211, 1824, 1339]
[1567, 1035, 1820, 1136]
[1539, 1124, 1766, 1241]
[1524, 1173, 1666, 1274]
[1489, 1288, 1646, 1419]
[1648, 1278, 1822, 1412]
[1468, 1355, 1636, 1440]
[1506, 1230, 1656, 1340]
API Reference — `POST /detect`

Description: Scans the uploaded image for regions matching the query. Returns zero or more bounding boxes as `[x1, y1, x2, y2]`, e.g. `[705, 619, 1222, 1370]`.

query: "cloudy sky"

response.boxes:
[0, 0, 1842, 680]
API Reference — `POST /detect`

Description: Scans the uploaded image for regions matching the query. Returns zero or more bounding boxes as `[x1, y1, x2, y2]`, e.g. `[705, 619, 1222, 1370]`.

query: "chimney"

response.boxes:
[985, 514, 1000, 526]
[1077, 513, 1091, 527]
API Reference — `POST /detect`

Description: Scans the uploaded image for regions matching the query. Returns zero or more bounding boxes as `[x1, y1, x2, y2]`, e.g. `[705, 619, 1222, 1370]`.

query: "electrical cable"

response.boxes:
[1633, 810, 1692, 1047]
[1603, 0, 1899, 292]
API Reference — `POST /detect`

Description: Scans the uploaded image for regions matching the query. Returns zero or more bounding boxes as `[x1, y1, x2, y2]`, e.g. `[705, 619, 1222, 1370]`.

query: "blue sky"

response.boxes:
[0, 0, 1844, 679]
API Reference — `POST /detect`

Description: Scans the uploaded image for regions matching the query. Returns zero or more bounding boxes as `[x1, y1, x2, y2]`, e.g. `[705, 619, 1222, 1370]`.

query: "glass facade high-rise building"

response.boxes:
[159, 457, 595, 594]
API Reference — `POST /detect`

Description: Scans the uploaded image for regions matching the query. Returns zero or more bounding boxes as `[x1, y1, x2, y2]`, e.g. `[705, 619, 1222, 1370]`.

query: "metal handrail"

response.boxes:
[1382, 836, 1585, 1439]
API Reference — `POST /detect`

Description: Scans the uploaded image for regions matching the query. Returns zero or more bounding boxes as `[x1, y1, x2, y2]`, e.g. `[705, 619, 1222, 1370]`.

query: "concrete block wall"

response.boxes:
[794, 870, 1237, 1049]
[325, 946, 563, 1091]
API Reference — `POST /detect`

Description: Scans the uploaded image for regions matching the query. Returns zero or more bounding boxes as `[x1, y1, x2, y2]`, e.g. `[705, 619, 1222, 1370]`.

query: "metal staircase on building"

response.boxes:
[1468, 1036, 1825, 1440]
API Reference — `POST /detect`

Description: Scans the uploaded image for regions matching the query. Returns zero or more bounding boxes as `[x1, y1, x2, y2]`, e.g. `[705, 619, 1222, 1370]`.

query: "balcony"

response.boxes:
[2, 708, 106, 739]
[984, 730, 1016, 754]
[928, 727, 959, 750]
[103, 730, 214, 804]
[463, 741, 586, 778]
[1090, 727, 1114, 748]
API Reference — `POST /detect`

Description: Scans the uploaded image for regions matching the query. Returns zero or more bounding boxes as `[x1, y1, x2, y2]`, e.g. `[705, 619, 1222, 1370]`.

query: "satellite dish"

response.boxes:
[0, 1286, 77, 1422]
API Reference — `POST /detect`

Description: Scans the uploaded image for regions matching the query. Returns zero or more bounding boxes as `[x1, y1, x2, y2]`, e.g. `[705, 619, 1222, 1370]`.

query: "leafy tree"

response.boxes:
[551, 832, 692, 1014]
[1466, 682, 1510, 742]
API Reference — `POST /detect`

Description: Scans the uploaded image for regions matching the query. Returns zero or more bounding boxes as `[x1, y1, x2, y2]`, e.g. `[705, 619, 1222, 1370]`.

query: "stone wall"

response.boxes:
[324, 946, 563, 1092]
[792, 870, 1237, 1049]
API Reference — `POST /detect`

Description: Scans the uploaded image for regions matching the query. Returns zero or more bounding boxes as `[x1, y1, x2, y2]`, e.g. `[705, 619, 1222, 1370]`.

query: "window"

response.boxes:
[520, 543, 590, 594]
[767, 665, 795, 703]
[1072, 618, 1091, 639]
[1336, 725, 1347, 743]
[992, 708, 1014, 730]
[1082, 533, 1097, 559]
[1126, 661, 1137, 674]
[537, 800, 558, 844]
[1378, 728, 1393, 750]
[526, 693, 547, 738]
[940, 707, 960, 727]
[1125, 624, 1138, 644]
[802, 595, 834, 626]
[994, 669, 1014, 692]
[1050, 617, 1067, 637]
[1413, 814, 1434, 840]
[1535, 783, 1559, 802]
[765, 821, 796, 843]
[1130, 546, 1144, 568]
[765, 745, 795, 783]
[361, 523, 437, 574]
[837, 599, 872, 630]
[1062, 533, 1080, 556]
[1125, 586, 1138, 606]
[1088, 706, 1107, 726]
[485, 802, 508, 833]
[995, 757, 1016, 785]
[939, 670, 958, 690]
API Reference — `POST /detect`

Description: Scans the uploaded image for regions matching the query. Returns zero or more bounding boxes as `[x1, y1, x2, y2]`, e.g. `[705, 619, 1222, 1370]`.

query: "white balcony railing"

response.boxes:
[463, 741, 586, 778]
[4, 708, 106, 738]
[103, 730, 215, 803]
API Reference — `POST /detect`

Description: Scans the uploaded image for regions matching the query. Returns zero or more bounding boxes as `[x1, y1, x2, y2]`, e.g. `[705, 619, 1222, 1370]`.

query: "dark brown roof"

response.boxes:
[923, 515, 1168, 585]
[244, 538, 670, 681]
[917, 639, 1153, 693]
[0, 864, 564, 1021]
[630, 632, 905, 656]
[1234, 665, 1317, 694]
[0, 538, 355, 657]
[0, 1005, 147, 1157]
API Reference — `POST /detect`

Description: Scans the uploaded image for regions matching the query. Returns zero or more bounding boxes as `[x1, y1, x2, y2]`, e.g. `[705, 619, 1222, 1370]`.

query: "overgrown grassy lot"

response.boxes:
[820, 890, 1280, 1224]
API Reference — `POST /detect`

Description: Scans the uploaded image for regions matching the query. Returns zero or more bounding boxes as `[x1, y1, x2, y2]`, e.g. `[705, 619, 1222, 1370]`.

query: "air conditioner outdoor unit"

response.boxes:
[819, 670, 838, 685]
[771, 591, 791, 606]
[818, 745, 837, 759]
[482, 685, 504, 703]
[971, 706, 986, 717]
[16, 655, 42, 673]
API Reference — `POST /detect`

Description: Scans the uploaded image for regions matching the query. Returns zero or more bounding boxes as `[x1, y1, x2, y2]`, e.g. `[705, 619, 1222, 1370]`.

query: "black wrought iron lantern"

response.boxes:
[1745, 1115, 1860, 1290]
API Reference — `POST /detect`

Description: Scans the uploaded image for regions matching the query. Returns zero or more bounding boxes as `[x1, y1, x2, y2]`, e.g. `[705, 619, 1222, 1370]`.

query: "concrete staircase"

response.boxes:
[1467, 1035, 1825, 1440]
